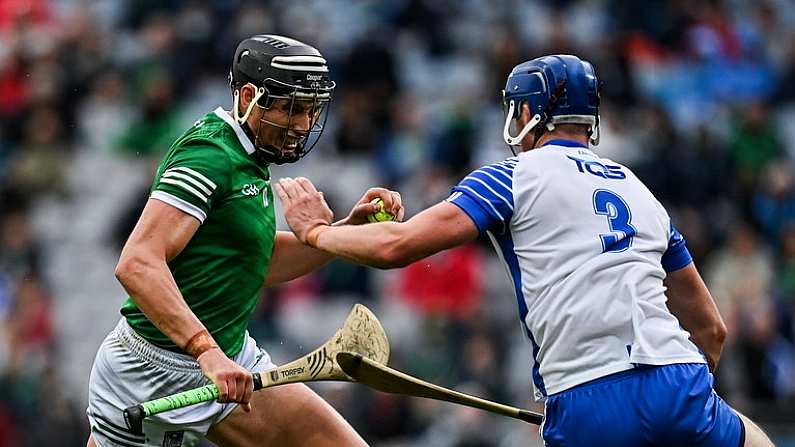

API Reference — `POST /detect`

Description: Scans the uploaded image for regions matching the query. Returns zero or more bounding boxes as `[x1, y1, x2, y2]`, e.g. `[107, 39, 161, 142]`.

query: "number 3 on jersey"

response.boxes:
[593, 190, 636, 253]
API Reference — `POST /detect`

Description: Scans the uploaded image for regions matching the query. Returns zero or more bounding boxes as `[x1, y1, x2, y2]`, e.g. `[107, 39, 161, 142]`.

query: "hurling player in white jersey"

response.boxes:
[276, 55, 775, 447]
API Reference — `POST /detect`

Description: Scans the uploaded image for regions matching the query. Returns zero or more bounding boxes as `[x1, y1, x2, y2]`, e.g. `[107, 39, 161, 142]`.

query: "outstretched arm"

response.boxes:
[264, 182, 406, 286]
[275, 177, 480, 269]
[312, 202, 478, 268]
[664, 263, 727, 371]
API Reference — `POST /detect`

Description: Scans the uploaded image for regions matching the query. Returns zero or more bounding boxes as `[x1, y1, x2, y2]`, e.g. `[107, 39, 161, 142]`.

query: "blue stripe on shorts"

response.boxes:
[541, 363, 743, 447]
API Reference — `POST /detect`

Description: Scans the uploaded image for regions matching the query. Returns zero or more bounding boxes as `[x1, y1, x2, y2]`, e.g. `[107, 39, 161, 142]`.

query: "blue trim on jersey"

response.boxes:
[491, 231, 547, 396]
[662, 223, 693, 272]
[542, 139, 588, 149]
[449, 158, 517, 234]
[527, 331, 545, 396]
[448, 193, 493, 234]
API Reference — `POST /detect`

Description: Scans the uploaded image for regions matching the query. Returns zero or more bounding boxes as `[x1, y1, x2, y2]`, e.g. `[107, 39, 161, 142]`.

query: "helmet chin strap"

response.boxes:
[503, 99, 542, 147]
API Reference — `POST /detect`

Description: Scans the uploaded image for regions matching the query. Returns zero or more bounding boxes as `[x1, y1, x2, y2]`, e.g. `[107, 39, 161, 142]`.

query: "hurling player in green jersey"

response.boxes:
[86, 35, 404, 447]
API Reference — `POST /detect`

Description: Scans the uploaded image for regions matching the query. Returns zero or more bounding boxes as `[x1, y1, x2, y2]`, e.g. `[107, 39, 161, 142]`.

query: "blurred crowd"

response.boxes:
[2, 0, 795, 445]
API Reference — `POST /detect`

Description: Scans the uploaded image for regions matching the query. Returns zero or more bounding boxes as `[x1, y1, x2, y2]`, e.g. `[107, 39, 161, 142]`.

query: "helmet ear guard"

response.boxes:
[502, 98, 542, 146]
[232, 84, 268, 125]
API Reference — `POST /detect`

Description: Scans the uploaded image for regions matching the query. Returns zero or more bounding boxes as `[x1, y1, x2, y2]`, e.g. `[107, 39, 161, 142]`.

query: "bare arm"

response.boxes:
[664, 263, 728, 371]
[115, 199, 205, 347]
[264, 231, 335, 287]
[264, 182, 406, 285]
[311, 201, 480, 268]
[115, 199, 253, 407]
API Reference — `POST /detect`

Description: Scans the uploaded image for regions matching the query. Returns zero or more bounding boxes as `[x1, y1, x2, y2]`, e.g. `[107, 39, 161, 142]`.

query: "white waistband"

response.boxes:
[114, 319, 205, 375]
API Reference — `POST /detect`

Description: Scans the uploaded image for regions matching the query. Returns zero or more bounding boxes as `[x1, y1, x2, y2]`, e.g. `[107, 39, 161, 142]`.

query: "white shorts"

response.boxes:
[87, 319, 275, 447]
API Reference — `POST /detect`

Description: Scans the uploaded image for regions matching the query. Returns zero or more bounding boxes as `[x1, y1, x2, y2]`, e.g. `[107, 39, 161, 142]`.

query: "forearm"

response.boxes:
[265, 209, 427, 285]
[264, 231, 336, 287]
[678, 309, 726, 367]
[309, 202, 479, 269]
[115, 254, 209, 349]
[311, 222, 401, 268]
[313, 221, 443, 269]
[665, 264, 727, 369]
[689, 325, 726, 366]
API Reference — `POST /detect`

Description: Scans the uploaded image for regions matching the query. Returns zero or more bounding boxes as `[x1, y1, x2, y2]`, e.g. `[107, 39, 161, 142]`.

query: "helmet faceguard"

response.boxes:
[230, 35, 336, 165]
[502, 55, 600, 151]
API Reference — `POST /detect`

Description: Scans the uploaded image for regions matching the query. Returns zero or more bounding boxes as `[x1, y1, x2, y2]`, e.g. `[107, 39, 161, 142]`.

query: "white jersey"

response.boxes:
[447, 140, 704, 400]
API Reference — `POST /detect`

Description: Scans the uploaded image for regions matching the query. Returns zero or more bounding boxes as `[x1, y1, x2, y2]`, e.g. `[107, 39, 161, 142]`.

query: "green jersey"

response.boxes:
[121, 107, 276, 357]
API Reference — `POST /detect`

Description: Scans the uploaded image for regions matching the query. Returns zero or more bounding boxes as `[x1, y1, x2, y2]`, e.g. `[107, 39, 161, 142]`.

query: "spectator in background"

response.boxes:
[335, 37, 399, 156]
[5, 276, 53, 373]
[397, 244, 484, 321]
[0, 204, 39, 281]
[0, 0, 50, 31]
[774, 225, 795, 348]
[374, 94, 430, 186]
[706, 222, 774, 336]
[738, 298, 795, 400]
[729, 103, 781, 193]
[430, 107, 477, 179]
[8, 106, 68, 197]
[774, 35, 795, 104]
[77, 70, 134, 153]
[116, 68, 184, 157]
[753, 160, 795, 244]
[776, 225, 795, 307]
[0, 51, 29, 132]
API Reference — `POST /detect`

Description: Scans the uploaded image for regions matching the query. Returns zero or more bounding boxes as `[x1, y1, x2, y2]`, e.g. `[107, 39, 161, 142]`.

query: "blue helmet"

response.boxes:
[502, 54, 600, 147]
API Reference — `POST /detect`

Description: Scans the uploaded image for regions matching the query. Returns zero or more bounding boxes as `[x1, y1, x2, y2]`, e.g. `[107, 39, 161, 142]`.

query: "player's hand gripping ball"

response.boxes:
[368, 198, 395, 223]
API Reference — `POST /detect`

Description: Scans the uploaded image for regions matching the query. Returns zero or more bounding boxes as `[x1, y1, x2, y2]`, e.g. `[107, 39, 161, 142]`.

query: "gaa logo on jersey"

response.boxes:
[241, 182, 269, 207]
[242, 183, 260, 196]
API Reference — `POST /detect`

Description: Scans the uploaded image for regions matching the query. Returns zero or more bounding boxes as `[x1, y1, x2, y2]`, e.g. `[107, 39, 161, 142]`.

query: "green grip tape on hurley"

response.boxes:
[124, 384, 220, 434]
[125, 373, 266, 434]
[142, 384, 220, 416]
[124, 384, 219, 434]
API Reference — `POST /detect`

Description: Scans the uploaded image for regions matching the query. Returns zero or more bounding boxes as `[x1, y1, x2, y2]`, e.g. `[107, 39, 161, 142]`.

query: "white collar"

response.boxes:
[213, 107, 255, 155]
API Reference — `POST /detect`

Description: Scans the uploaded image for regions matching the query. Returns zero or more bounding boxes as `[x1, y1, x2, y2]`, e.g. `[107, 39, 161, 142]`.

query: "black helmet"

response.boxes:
[230, 35, 336, 164]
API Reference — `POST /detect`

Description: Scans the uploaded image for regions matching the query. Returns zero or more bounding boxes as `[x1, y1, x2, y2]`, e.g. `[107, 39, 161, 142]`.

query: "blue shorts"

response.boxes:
[541, 363, 744, 447]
